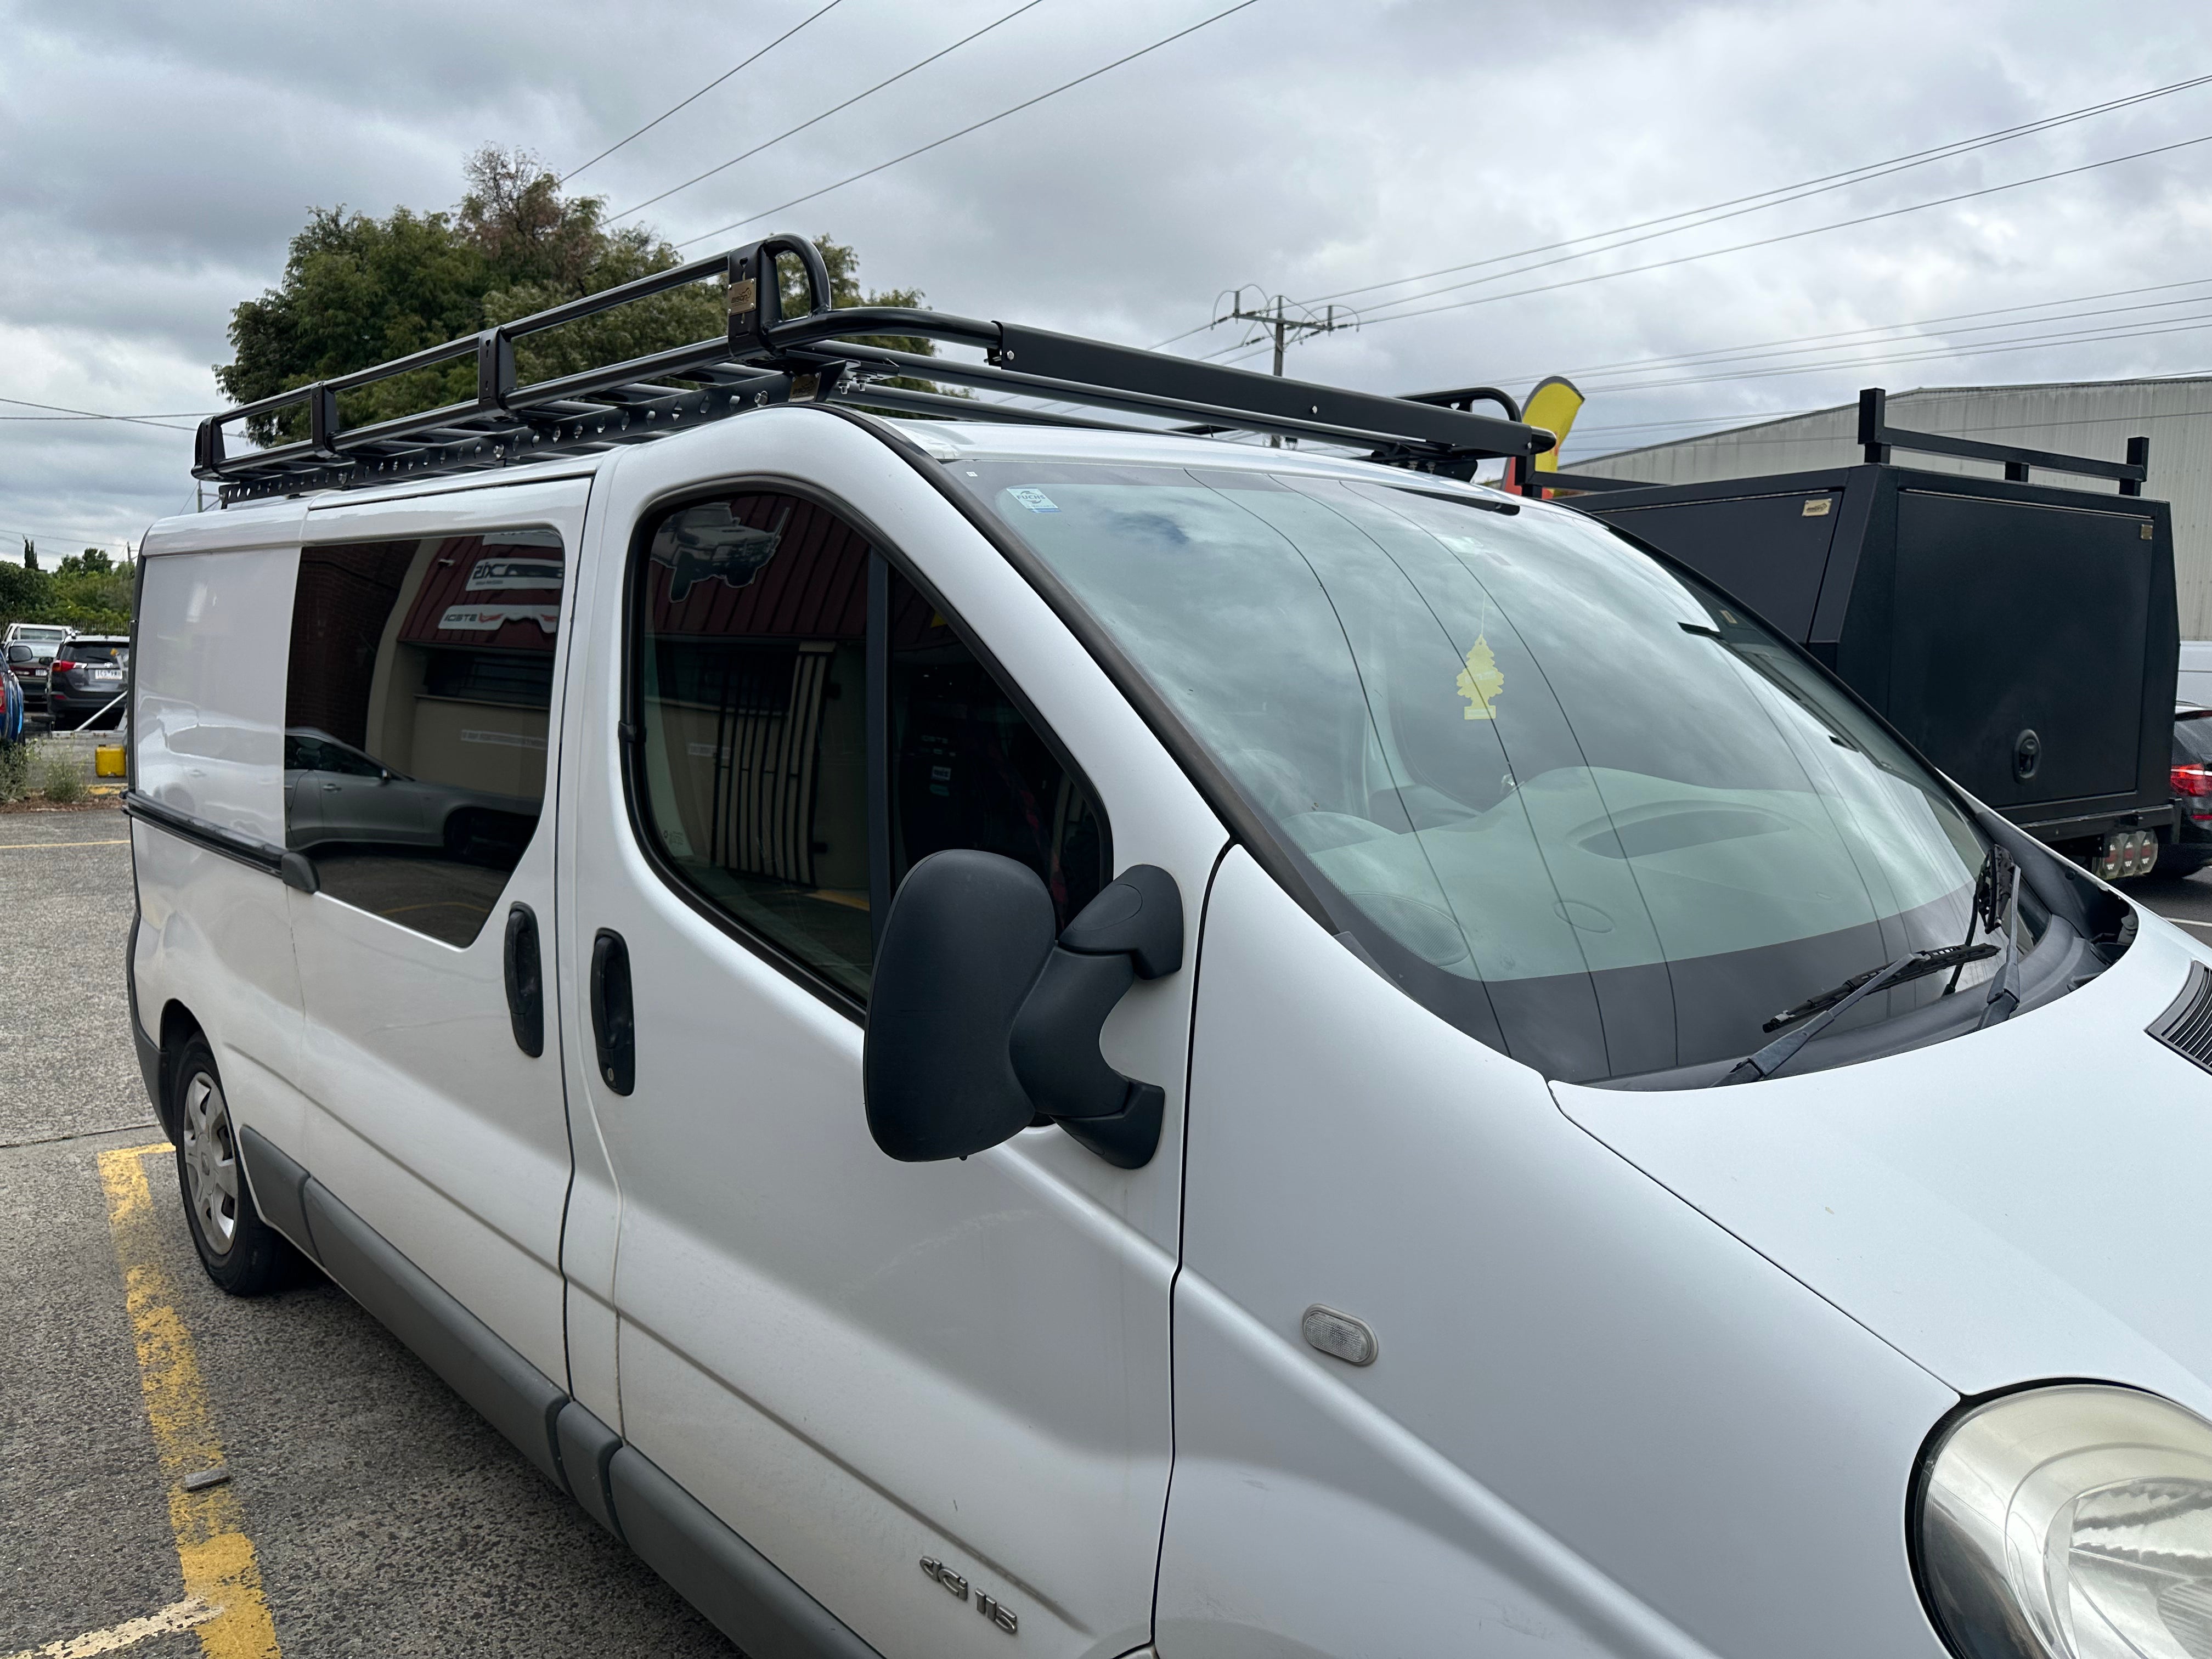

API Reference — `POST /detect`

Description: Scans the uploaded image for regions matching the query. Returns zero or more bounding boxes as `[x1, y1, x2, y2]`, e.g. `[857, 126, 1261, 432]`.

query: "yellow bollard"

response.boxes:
[94, 744, 126, 777]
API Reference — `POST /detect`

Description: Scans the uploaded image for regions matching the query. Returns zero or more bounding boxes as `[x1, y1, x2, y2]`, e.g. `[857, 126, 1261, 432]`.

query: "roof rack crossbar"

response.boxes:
[1858, 387, 2150, 494]
[830, 383, 1138, 432]
[195, 232, 1549, 500]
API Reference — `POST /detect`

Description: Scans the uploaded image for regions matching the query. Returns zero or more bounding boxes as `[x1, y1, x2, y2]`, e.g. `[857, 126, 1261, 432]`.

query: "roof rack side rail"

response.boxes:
[194, 232, 1551, 501]
[1858, 387, 2150, 495]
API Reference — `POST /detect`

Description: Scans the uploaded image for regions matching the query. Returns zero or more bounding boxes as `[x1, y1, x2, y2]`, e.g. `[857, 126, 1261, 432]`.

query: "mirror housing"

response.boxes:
[865, 851, 1058, 1162]
[864, 852, 1182, 1168]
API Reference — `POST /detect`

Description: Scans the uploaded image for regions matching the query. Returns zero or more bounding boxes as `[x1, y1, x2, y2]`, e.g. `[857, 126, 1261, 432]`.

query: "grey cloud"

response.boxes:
[3, 0, 2210, 551]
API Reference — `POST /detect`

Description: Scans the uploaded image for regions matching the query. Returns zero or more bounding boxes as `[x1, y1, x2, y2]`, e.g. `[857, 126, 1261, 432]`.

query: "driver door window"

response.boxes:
[629, 489, 1106, 1008]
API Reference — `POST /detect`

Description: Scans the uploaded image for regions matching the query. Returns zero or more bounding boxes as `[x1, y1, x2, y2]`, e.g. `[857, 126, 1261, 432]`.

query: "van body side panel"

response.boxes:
[1161, 851, 1955, 1659]
[132, 541, 306, 1128]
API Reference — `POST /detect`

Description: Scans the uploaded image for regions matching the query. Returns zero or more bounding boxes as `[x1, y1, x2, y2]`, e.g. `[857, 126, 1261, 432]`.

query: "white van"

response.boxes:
[131, 244, 2212, 1659]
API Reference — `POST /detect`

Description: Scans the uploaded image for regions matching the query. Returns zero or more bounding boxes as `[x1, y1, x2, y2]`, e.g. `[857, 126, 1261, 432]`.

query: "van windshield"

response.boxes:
[961, 461, 2004, 1082]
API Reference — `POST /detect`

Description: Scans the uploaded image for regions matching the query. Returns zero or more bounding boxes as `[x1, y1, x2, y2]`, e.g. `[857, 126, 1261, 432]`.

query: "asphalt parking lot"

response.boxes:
[9, 812, 2212, 1659]
[0, 808, 731, 1657]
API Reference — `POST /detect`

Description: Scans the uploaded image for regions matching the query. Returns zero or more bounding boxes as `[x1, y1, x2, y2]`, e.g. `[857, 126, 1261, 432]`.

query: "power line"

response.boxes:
[1505, 277, 2212, 385]
[560, 0, 844, 184]
[1572, 309, 2212, 397]
[1145, 72, 2212, 356]
[1348, 128, 2212, 331]
[671, 0, 1263, 250]
[2, 522, 140, 552]
[1313, 73, 2212, 315]
[0, 396, 207, 433]
[611, 0, 1051, 224]
[1556, 289, 2212, 390]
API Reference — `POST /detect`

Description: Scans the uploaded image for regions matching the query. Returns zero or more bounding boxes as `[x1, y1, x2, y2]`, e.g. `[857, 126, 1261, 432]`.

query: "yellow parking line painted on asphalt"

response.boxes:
[3, 1597, 217, 1658]
[98, 1144, 283, 1659]
[0, 839, 130, 850]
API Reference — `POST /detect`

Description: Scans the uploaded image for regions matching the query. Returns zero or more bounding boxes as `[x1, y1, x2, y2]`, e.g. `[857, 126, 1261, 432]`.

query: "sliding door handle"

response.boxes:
[503, 904, 544, 1058]
[590, 928, 635, 1096]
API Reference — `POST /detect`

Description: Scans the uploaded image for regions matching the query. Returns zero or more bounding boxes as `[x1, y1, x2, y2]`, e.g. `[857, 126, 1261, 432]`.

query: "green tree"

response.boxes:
[57, 548, 114, 575]
[0, 554, 132, 633]
[218, 149, 944, 439]
[21, 540, 37, 573]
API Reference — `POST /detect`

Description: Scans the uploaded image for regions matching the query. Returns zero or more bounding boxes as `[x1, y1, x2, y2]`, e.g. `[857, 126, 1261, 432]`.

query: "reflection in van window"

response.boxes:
[284, 531, 564, 947]
[887, 569, 1107, 928]
[633, 494, 873, 1000]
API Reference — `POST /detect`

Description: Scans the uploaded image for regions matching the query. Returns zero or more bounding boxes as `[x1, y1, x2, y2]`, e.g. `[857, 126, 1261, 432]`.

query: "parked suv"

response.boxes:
[47, 634, 127, 729]
[126, 242, 2212, 1659]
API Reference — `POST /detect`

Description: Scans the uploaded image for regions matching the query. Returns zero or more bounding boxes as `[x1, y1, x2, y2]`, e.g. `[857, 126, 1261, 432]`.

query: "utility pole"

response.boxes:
[1216, 288, 1355, 376]
[1212, 287, 1359, 444]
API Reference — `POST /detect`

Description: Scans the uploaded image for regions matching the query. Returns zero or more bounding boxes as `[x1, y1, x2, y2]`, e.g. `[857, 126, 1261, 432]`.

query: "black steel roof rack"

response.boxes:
[194, 233, 1551, 504]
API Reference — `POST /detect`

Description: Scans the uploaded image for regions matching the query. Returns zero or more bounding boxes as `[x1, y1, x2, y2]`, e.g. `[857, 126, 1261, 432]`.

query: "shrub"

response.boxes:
[0, 742, 29, 803]
[35, 746, 85, 804]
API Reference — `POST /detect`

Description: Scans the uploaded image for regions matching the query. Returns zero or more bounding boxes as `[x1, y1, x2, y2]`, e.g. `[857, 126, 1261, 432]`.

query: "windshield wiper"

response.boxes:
[1720, 947, 1972, 1085]
[1759, 941, 1997, 1034]
[1720, 843, 2028, 1085]
[1973, 854, 2024, 1029]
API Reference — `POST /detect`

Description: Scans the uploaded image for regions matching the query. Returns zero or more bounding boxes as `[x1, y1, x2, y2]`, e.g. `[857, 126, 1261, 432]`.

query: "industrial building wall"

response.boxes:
[1574, 378, 2212, 637]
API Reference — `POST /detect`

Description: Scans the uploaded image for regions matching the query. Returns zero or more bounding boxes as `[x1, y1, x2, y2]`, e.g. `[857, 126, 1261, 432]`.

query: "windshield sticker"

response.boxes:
[1008, 488, 1059, 512]
[1457, 636, 1505, 720]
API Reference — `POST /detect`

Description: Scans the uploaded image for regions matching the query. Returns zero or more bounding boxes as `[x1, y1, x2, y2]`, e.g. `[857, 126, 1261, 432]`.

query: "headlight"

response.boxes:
[1917, 1385, 2212, 1659]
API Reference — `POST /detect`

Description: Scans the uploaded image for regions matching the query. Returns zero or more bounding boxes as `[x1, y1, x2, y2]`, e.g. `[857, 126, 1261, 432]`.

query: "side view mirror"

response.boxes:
[864, 850, 1183, 1170]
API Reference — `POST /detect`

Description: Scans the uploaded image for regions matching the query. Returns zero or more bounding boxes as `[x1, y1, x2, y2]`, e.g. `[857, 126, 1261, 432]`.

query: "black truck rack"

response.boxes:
[194, 234, 1551, 505]
[1532, 391, 2177, 862]
[1536, 387, 2151, 498]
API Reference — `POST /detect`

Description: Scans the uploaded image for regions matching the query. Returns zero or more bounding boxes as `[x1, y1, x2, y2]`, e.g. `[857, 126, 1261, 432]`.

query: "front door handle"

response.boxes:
[590, 928, 635, 1096]
[503, 904, 544, 1058]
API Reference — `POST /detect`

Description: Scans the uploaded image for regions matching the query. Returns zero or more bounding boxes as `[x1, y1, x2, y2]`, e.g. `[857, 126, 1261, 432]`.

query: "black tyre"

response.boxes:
[171, 1035, 302, 1296]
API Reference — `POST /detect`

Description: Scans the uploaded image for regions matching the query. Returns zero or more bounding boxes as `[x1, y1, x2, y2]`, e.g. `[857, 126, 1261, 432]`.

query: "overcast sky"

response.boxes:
[5, 0, 2212, 558]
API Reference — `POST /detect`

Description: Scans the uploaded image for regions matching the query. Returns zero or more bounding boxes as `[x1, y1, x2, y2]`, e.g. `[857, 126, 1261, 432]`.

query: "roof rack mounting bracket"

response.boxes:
[477, 329, 516, 414]
[727, 236, 833, 364]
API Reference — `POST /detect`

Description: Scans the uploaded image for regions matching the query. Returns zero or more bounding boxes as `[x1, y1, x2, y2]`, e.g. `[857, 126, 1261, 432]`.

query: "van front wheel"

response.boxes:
[171, 1035, 301, 1296]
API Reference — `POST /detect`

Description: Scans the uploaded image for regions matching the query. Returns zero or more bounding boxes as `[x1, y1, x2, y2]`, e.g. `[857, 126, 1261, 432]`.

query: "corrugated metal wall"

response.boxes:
[1575, 377, 2212, 636]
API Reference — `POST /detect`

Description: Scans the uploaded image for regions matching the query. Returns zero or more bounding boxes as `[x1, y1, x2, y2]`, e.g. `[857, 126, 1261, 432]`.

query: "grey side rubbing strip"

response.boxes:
[300, 1179, 565, 1486]
[121, 791, 320, 893]
[235, 1126, 318, 1266]
[609, 1447, 885, 1659]
[555, 1401, 624, 1539]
